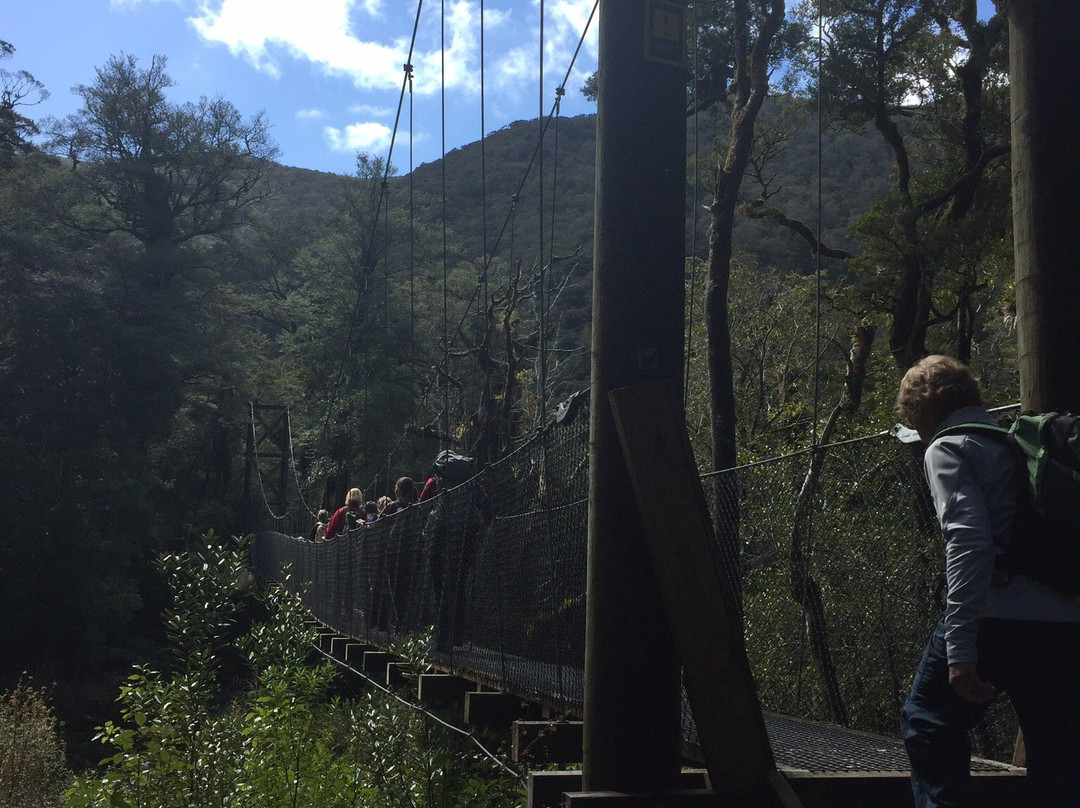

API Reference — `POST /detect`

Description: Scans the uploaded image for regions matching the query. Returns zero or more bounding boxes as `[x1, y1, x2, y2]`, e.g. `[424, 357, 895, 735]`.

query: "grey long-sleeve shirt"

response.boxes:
[924, 407, 1080, 665]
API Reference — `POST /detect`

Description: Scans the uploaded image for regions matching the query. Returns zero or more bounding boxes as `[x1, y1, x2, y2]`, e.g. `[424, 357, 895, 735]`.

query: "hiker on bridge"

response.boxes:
[309, 508, 330, 542]
[325, 487, 365, 540]
[364, 501, 379, 523]
[896, 355, 1080, 808]
[381, 476, 419, 516]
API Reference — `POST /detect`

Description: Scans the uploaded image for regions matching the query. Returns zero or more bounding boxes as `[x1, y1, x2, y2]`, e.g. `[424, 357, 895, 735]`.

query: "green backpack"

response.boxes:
[344, 507, 364, 531]
[937, 412, 1080, 596]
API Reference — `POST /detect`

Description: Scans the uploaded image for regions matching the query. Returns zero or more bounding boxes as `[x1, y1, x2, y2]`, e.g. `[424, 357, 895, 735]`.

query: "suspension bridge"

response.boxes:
[244, 1, 1036, 806]
[247, 391, 1026, 808]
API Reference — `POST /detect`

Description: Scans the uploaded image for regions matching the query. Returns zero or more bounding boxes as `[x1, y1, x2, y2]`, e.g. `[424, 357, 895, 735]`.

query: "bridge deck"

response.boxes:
[322, 627, 1022, 777]
[763, 712, 1018, 775]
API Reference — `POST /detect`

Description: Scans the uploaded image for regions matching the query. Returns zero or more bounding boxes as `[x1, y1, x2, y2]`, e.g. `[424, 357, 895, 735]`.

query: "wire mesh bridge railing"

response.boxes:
[250, 400, 1021, 768]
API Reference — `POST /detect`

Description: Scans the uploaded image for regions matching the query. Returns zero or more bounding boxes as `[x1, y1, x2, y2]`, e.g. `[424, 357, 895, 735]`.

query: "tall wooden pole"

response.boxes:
[584, 0, 688, 791]
[1009, 0, 1080, 412]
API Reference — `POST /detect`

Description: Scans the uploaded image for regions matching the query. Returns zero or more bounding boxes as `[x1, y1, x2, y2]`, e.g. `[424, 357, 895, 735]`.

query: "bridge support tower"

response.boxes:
[584, 0, 689, 795]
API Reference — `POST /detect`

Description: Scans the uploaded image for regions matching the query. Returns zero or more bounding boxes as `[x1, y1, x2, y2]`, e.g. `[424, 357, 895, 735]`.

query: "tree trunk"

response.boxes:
[705, 0, 784, 592]
[786, 324, 873, 727]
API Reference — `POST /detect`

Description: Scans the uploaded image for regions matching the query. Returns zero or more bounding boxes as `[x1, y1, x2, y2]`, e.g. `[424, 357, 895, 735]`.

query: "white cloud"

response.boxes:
[297, 108, 324, 119]
[349, 103, 393, 116]
[186, 0, 596, 119]
[109, 0, 178, 8]
[545, 0, 598, 91]
[494, 47, 532, 96]
[410, 0, 485, 96]
[325, 120, 393, 152]
[487, 0, 596, 101]
[189, 0, 406, 87]
[187, 0, 522, 96]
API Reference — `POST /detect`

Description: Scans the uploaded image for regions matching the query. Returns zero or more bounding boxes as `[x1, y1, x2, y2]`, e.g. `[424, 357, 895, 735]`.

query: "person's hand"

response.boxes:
[949, 663, 996, 703]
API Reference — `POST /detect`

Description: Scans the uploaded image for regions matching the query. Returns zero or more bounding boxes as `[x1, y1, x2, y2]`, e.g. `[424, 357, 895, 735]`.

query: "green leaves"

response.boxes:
[0, 682, 70, 808]
[69, 535, 521, 808]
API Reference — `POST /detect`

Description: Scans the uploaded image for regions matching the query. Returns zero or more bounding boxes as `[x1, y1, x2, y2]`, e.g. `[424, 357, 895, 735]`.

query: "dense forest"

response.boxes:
[0, 0, 1018, 795]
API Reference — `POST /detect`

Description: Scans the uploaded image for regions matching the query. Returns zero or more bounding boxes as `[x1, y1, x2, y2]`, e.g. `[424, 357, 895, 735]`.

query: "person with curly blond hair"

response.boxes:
[897, 355, 1080, 807]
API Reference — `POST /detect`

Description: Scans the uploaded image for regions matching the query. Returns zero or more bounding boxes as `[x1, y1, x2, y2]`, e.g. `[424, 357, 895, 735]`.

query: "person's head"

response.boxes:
[897, 355, 983, 443]
[364, 501, 378, 516]
[345, 487, 364, 507]
[377, 495, 392, 512]
[317, 509, 329, 523]
[395, 476, 418, 503]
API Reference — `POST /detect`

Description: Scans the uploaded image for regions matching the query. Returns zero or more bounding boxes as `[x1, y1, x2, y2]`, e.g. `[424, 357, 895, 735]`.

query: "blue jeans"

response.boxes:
[901, 618, 1080, 808]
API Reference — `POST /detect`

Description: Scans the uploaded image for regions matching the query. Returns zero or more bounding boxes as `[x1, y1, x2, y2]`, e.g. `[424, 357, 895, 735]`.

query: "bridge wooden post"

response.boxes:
[584, 0, 688, 794]
[1008, 0, 1080, 413]
[610, 379, 798, 807]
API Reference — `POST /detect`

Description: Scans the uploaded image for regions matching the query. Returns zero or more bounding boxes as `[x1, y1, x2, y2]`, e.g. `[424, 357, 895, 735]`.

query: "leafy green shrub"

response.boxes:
[67, 534, 523, 808]
[0, 682, 71, 808]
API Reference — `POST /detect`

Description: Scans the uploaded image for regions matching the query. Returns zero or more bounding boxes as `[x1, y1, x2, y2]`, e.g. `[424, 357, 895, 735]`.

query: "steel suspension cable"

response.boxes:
[383, 176, 392, 495]
[796, 0, 828, 717]
[812, 0, 825, 447]
[441, 0, 450, 451]
[311, 644, 525, 783]
[471, 0, 598, 329]
[313, 0, 426, 465]
[481, 0, 489, 314]
[367, 1, 599, 486]
[539, 83, 566, 435]
[537, 0, 546, 428]
[685, 0, 701, 402]
[476, 0, 493, 463]
[417, 2, 599, 435]
[409, 63, 416, 396]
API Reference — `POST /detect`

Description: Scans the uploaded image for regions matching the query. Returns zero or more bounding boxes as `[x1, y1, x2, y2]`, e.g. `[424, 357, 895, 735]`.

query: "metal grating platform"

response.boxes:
[764, 712, 1020, 774]
[330, 631, 1024, 777]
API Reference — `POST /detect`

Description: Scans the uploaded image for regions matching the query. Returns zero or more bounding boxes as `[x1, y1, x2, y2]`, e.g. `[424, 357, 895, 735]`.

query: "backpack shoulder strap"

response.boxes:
[932, 420, 1011, 443]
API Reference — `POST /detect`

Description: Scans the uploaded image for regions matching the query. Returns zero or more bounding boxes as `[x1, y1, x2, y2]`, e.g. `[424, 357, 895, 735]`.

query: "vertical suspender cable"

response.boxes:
[536, 0, 564, 708]
[409, 64, 416, 391]
[313, 0, 424, 467]
[441, 0, 450, 450]
[537, 0, 547, 429]
[479, 0, 492, 462]
[481, 0, 489, 311]
[797, 0, 827, 718]
[408, 62, 416, 473]
[383, 178, 391, 494]
[479, 0, 508, 681]
[812, 0, 824, 445]
[685, 0, 701, 402]
[547, 87, 563, 314]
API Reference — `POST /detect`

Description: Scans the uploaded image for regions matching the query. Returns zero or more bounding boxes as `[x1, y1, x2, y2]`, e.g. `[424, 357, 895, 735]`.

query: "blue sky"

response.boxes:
[5, 0, 998, 176]
[5, 0, 600, 175]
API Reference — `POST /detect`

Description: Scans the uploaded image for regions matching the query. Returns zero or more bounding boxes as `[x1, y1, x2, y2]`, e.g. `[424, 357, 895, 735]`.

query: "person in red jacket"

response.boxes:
[324, 487, 364, 540]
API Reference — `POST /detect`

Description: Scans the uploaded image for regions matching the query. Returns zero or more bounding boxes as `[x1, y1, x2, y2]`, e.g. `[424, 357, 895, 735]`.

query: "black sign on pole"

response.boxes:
[644, 1, 685, 65]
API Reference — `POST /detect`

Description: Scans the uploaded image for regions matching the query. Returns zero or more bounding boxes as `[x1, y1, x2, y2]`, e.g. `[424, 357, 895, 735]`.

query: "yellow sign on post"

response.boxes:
[645, 1, 685, 66]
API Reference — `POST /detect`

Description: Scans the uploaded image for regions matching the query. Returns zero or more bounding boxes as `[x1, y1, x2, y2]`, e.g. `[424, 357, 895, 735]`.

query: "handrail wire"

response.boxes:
[310, 644, 525, 783]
